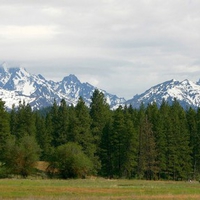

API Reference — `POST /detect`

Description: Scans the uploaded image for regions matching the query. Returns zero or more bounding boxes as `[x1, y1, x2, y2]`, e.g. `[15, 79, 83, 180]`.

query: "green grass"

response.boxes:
[0, 178, 200, 199]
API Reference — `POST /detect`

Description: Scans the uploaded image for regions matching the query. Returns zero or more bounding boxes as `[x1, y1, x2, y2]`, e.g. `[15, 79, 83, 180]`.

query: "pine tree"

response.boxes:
[0, 99, 10, 159]
[111, 106, 127, 177]
[74, 97, 97, 171]
[139, 115, 158, 180]
[123, 106, 138, 178]
[157, 100, 170, 179]
[105, 106, 138, 178]
[10, 104, 17, 136]
[186, 107, 198, 179]
[167, 100, 191, 180]
[194, 108, 200, 178]
[35, 112, 52, 160]
[90, 89, 111, 169]
[55, 99, 69, 146]
[67, 105, 79, 142]
[146, 102, 167, 179]
[90, 89, 110, 141]
[100, 117, 113, 177]
[137, 103, 158, 179]
[137, 103, 146, 179]
[47, 99, 67, 147]
[13, 101, 36, 138]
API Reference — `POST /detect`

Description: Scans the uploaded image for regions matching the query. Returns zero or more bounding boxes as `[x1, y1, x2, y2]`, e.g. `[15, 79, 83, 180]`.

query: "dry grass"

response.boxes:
[35, 161, 49, 172]
[0, 178, 200, 199]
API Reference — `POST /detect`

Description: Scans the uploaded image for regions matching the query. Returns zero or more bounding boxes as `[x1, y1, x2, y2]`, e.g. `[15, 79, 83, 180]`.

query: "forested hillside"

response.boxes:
[0, 89, 200, 180]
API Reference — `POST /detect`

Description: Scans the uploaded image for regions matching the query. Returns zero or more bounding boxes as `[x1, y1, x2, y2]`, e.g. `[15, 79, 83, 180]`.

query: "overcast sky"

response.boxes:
[0, 0, 200, 99]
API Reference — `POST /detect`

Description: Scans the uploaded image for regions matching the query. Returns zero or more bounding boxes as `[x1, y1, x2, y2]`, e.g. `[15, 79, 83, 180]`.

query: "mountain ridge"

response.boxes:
[0, 62, 200, 110]
[0, 63, 126, 110]
[126, 78, 200, 109]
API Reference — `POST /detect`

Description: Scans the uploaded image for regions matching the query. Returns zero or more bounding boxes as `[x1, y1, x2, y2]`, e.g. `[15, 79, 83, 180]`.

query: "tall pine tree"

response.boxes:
[90, 89, 111, 169]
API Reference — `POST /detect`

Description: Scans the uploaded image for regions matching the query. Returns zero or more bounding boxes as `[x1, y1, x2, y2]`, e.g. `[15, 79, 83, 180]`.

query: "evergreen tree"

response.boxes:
[0, 92, 196, 180]
[67, 105, 79, 142]
[100, 117, 113, 177]
[90, 89, 110, 141]
[146, 102, 167, 179]
[111, 106, 127, 177]
[157, 100, 170, 179]
[123, 106, 138, 178]
[45, 109, 54, 147]
[167, 100, 191, 180]
[194, 108, 200, 178]
[0, 99, 10, 159]
[138, 114, 158, 180]
[74, 97, 95, 161]
[137, 103, 146, 179]
[90, 89, 111, 169]
[35, 112, 52, 160]
[186, 107, 198, 179]
[46, 99, 61, 147]
[13, 101, 36, 138]
[104, 106, 138, 178]
[55, 99, 69, 146]
[10, 104, 17, 136]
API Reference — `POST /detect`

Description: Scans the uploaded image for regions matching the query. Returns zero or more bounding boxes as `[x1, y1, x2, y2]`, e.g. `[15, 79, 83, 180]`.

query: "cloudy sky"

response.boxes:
[0, 0, 200, 99]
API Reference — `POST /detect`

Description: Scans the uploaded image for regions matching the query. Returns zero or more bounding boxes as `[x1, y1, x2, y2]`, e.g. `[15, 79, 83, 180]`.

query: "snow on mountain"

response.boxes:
[2, 62, 200, 111]
[0, 63, 126, 110]
[126, 79, 200, 109]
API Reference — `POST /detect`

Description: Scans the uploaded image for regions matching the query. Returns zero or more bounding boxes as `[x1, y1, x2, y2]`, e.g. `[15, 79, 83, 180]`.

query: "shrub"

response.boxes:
[2, 135, 41, 177]
[53, 142, 93, 179]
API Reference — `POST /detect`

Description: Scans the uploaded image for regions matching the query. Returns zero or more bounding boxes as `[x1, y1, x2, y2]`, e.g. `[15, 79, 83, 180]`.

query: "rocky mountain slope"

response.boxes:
[127, 79, 200, 109]
[1, 62, 200, 110]
[0, 63, 125, 110]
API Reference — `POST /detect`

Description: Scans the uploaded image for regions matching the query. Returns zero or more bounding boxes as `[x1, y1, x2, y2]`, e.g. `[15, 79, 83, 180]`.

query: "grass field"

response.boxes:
[0, 178, 200, 199]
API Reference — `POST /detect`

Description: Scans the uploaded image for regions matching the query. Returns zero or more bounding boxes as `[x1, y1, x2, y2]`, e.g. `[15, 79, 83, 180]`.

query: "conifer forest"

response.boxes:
[0, 89, 200, 181]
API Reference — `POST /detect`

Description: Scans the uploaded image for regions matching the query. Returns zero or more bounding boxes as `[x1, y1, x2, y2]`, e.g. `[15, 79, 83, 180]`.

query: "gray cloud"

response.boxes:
[0, 0, 200, 99]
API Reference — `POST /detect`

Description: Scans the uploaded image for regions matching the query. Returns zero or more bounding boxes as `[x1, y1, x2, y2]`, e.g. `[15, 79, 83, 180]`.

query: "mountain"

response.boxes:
[126, 79, 200, 109]
[0, 63, 126, 110]
[2, 62, 200, 110]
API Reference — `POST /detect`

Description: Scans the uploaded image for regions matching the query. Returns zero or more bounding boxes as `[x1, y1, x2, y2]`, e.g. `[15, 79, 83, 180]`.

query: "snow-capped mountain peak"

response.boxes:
[127, 78, 200, 109]
[1, 63, 200, 110]
[0, 64, 126, 110]
[1, 62, 9, 69]
[62, 74, 80, 83]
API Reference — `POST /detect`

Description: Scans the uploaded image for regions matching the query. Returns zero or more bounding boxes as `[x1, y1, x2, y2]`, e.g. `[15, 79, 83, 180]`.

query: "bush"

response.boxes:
[0, 165, 9, 178]
[2, 135, 41, 177]
[53, 142, 93, 179]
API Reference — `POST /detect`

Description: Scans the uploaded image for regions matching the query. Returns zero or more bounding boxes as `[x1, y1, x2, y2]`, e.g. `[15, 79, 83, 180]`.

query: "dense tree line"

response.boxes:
[0, 90, 200, 180]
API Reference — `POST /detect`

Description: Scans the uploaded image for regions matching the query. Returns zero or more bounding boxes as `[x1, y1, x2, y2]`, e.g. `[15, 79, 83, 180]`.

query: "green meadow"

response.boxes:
[0, 178, 200, 199]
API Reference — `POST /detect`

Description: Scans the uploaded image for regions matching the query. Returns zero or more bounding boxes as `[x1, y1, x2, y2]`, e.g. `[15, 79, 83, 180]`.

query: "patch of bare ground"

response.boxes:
[35, 161, 49, 171]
